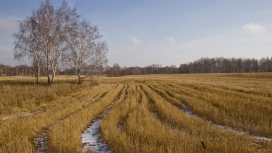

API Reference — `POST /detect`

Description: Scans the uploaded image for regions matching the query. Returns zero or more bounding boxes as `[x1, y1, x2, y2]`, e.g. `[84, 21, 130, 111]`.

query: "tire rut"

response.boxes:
[82, 102, 115, 153]
[33, 90, 108, 152]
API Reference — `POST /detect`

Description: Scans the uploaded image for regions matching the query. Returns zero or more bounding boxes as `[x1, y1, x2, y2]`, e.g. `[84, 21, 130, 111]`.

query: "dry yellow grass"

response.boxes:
[0, 73, 272, 152]
[0, 76, 97, 116]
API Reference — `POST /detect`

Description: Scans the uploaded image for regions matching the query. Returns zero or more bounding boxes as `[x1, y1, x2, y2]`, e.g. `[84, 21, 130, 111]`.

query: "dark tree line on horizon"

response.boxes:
[178, 57, 271, 73]
[106, 57, 272, 76]
[2, 57, 272, 77]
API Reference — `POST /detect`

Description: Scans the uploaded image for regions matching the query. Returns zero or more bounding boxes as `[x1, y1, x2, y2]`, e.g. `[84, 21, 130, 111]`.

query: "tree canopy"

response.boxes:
[13, 0, 108, 84]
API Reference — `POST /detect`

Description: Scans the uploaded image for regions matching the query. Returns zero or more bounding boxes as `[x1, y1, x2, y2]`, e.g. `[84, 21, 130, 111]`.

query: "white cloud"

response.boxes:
[166, 37, 177, 45]
[242, 23, 267, 34]
[0, 17, 18, 38]
[0, 17, 19, 66]
[129, 37, 142, 45]
[0, 17, 17, 30]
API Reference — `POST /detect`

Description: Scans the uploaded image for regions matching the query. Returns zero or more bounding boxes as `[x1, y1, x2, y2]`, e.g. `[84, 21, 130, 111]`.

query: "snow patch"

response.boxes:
[182, 104, 193, 116]
[33, 130, 49, 153]
[82, 103, 114, 153]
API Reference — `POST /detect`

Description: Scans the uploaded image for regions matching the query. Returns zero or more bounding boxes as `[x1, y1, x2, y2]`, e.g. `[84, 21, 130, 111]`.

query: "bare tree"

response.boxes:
[48, 1, 79, 84]
[13, 16, 42, 83]
[89, 41, 108, 75]
[31, 0, 55, 85]
[67, 20, 108, 83]
[34, 0, 79, 85]
[111, 63, 121, 76]
[13, 0, 108, 84]
[14, 0, 80, 85]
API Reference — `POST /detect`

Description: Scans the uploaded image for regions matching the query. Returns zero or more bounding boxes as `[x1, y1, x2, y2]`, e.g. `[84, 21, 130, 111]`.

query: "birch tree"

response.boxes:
[33, 0, 79, 85]
[89, 41, 108, 75]
[48, 1, 79, 83]
[13, 17, 42, 83]
[13, 0, 108, 84]
[67, 20, 108, 83]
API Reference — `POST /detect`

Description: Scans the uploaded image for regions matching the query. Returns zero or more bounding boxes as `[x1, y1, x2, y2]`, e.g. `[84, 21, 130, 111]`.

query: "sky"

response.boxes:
[1, 0, 272, 67]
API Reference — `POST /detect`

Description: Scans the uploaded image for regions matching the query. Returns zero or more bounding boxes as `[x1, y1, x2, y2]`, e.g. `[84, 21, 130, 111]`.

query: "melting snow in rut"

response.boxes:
[82, 103, 113, 153]
[33, 129, 49, 153]
[182, 104, 272, 142]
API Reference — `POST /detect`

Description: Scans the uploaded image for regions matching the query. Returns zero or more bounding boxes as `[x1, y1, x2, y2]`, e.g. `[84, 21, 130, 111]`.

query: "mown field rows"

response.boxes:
[0, 74, 272, 152]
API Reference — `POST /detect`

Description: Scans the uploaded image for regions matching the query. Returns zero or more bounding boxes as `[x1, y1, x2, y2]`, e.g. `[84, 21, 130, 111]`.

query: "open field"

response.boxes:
[0, 73, 272, 153]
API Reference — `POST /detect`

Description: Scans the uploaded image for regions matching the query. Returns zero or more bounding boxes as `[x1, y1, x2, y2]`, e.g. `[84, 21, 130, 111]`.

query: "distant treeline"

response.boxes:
[1, 57, 272, 76]
[0, 64, 33, 76]
[106, 57, 272, 76]
[0, 64, 102, 76]
[180, 57, 272, 73]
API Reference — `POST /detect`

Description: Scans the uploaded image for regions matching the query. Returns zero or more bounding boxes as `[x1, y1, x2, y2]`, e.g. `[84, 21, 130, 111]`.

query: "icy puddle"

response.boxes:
[33, 129, 49, 153]
[82, 103, 113, 153]
[182, 104, 193, 116]
[182, 104, 272, 142]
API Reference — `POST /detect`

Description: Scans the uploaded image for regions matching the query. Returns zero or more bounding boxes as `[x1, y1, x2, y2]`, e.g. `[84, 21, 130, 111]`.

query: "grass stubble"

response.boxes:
[0, 73, 272, 152]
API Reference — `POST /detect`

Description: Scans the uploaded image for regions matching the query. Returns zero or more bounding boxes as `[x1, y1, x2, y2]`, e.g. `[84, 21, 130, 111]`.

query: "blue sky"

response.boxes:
[1, 0, 272, 67]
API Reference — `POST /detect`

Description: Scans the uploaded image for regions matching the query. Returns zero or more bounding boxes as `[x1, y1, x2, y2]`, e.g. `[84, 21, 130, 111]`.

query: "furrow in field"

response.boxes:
[33, 87, 112, 152]
[1, 85, 108, 122]
[117, 84, 139, 131]
[210, 83, 268, 97]
[159, 81, 272, 138]
[100, 83, 208, 152]
[181, 103, 272, 142]
[82, 83, 127, 153]
[82, 102, 114, 153]
[0, 83, 113, 153]
[139, 83, 264, 152]
[100, 83, 162, 152]
[174, 81, 271, 110]
[2, 75, 272, 153]
[145, 82, 272, 152]
[45, 83, 123, 153]
[112, 83, 204, 152]
[151, 82, 272, 141]
[178, 82, 272, 107]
